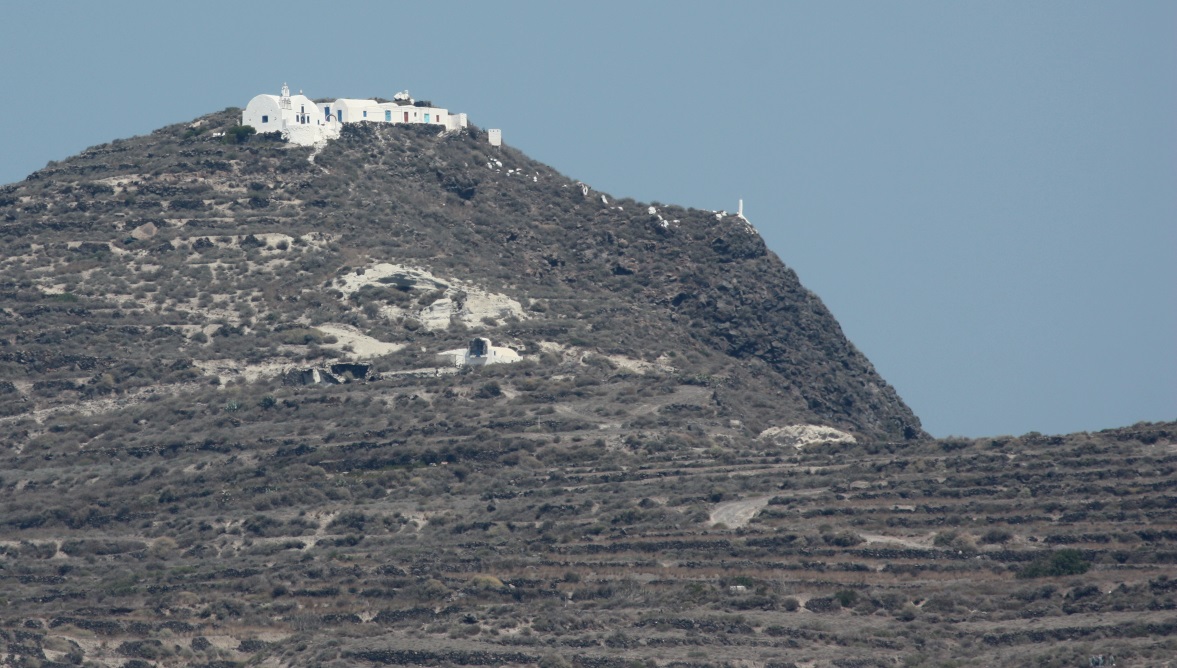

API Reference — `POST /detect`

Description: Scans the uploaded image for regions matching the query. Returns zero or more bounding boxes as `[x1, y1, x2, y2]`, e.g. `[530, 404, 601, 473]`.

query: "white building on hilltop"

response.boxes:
[242, 84, 322, 135]
[243, 84, 468, 147]
[322, 93, 466, 131]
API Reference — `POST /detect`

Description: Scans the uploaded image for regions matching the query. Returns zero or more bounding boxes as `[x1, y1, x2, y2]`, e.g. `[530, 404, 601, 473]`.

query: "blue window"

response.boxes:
[338, 110, 344, 122]
[363, 110, 367, 118]
[261, 115, 268, 123]
[385, 110, 391, 122]
[425, 113, 431, 123]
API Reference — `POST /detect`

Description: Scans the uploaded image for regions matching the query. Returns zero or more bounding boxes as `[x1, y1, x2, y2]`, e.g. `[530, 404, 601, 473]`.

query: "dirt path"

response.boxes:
[708, 495, 773, 528]
[859, 532, 931, 549]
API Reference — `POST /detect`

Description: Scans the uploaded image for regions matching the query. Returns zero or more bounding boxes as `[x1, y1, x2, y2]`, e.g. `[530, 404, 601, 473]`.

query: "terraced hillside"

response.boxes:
[0, 110, 1173, 667]
[2, 399, 1173, 666]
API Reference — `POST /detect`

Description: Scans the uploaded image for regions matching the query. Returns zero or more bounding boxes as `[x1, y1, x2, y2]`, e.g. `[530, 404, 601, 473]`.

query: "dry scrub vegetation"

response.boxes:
[0, 113, 1173, 667]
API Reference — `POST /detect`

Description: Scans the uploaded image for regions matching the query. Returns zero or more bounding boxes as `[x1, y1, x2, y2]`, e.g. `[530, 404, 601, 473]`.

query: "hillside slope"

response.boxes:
[0, 111, 1174, 667]
[0, 108, 921, 443]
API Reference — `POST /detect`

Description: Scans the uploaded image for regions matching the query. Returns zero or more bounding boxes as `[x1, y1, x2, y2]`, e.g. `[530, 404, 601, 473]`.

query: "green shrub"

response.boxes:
[823, 531, 864, 547]
[834, 589, 859, 607]
[476, 382, 502, 399]
[982, 528, 1013, 544]
[1017, 549, 1091, 579]
[933, 530, 959, 547]
[225, 125, 257, 144]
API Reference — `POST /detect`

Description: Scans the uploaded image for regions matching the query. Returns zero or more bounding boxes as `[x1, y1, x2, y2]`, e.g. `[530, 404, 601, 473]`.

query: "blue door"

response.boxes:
[385, 110, 391, 122]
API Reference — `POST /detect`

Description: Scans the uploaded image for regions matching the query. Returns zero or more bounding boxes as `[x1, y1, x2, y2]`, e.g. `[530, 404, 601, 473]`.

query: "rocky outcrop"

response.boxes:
[759, 424, 857, 449]
[282, 368, 341, 386]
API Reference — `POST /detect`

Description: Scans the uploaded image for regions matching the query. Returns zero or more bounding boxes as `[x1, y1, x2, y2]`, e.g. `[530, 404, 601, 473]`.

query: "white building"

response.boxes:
[243, 84, 470, 146]
[325, 98, 378, 124]
[242, 84, 326, 135]
[439, 338, 521, 368]
[325, 96, 467, 131]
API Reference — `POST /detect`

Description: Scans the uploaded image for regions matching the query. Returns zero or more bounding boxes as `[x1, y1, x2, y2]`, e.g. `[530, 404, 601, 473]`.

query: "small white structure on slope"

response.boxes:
[439, 338, 521, 368]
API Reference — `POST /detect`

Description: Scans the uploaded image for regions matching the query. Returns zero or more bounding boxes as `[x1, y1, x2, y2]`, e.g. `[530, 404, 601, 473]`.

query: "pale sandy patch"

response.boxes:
[335, 262, 528, 331]
[709, 496, 773, 528]
[315, 323, 403, 358]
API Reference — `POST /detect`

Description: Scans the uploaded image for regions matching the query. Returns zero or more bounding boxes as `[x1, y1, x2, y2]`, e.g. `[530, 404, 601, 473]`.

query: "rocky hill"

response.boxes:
[0, 109, 921, 443]
[0, 110, 1173, 667]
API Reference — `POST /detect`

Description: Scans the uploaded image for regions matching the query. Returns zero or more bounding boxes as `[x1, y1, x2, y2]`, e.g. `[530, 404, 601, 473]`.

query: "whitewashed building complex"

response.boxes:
[242, 84, 469, 146]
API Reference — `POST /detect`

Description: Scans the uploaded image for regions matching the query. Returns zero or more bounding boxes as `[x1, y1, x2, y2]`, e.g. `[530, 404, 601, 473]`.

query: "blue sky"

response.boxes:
[2, 1, 1173, 437]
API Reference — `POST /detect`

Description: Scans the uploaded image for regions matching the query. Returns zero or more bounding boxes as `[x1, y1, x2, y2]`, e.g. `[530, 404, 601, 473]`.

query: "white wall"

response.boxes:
[383, 104, 451, 127]
[242, 95, 283, 133]
[316, 101, 336, 123]
[421, 107, 448, 127]
[466, 346, 520, 366]
[243, 92, 323, 131]
[375, 102, 408, 123]
[284, 122, 341, 147]
[332, 98, 379, 124]
[439, 339, 521, 367]
[288, 94, 319, 126]
[463, 338, 521, 367]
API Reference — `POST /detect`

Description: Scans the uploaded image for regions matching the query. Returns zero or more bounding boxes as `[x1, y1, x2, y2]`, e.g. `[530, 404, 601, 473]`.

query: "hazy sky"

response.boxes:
[2, 1, 1173, 437]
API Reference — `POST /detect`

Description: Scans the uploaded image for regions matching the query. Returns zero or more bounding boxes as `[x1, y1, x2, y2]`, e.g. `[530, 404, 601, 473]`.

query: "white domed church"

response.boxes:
[242, 84, 321, 135]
